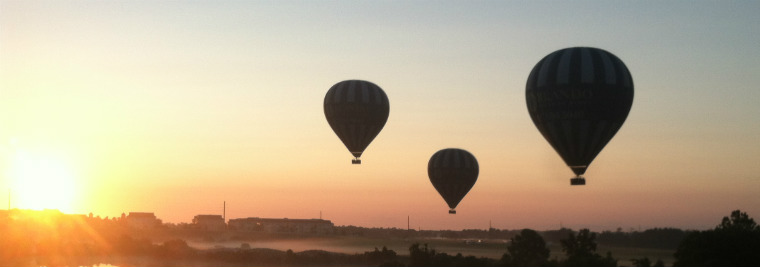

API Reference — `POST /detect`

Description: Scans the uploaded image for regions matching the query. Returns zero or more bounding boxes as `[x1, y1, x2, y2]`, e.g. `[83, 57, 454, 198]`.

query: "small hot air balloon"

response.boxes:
[526, 47, 634, 185]
[324, 80, 390, 164]
[428, 148, 479, 214]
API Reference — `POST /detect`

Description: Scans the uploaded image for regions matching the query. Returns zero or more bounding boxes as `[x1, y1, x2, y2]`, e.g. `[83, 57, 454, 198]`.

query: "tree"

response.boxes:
[365, 246, 398, 264]
[561, 229, 597, 258]
[409, 243, 435, 267]
[718, 210, 759, 232]
[560, 229, 616, 267]
[500, 229, 550, 266]
[409, 243, 493, 267]
[674, 209, 760, 266]
[630, 257, 665, 267]
[630, 257, 651, 267]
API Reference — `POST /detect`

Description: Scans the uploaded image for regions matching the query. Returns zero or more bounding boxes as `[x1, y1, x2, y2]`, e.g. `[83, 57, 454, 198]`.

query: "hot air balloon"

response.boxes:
[428, 148, 479, 214]
[526, 47, 634, 185]
[324, 80, 390, 164]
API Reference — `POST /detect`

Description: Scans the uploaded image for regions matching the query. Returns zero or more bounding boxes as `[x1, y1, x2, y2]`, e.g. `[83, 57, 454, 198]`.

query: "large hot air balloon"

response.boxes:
[324, 80, 390, 164]
[526, 47, 634, 185]
[428, 148, 479, 214]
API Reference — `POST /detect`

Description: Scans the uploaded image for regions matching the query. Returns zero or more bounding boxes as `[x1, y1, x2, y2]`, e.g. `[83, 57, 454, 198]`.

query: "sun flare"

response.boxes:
[8, 150, 78, 213]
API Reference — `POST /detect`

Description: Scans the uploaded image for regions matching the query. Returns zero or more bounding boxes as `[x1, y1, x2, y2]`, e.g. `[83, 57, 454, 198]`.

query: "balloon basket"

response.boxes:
[352, 159, 361, 164]
[448, 209, 456, 214]
[570, 177, 586, 186]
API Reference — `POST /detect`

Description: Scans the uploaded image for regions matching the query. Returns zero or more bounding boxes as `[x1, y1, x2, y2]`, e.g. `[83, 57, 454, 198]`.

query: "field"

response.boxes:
[187, 236, 676, 266]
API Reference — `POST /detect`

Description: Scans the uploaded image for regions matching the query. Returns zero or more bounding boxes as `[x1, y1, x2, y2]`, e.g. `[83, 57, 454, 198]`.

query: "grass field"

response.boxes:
[187, 236, 676, 266]
[595, 245, 675, 267]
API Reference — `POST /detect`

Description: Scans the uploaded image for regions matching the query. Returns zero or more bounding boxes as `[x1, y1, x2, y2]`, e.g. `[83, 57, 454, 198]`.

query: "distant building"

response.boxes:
[125, 212, 162, 229]
[193, 214, 226, 231]
[229, 217, 334, 234]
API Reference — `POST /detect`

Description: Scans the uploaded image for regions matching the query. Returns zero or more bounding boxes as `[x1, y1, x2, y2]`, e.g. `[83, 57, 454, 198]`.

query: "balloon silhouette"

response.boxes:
[324, 80, 389, 164]
[526, 47, 634, 185]
[428, 148, 479, 214]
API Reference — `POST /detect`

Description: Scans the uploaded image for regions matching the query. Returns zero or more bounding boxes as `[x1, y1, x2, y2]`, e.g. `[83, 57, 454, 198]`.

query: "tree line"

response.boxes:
[406, 209, 759, 267]
[1, 209, 758, 266]
[333, 225, 688, 249]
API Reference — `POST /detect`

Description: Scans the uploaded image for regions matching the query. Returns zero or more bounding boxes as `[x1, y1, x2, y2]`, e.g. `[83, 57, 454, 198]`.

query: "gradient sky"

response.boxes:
[1, 1, 759, 231]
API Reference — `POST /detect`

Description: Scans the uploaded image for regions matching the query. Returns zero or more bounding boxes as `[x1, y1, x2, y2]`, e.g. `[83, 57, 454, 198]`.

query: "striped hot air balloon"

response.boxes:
[526, 47, 634, 185]
[324, 80, 390, 164]
[428, 148, 479, 214]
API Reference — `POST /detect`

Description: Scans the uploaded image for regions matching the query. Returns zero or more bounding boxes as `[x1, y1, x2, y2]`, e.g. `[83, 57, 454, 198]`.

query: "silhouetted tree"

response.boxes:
[631, 257, 663, 267]
[561, 229, 596, 258]
[674, 209, 760, 266]
[408, 243, 493, 267]
[718, 209, 760, 232]
[632, 257, 649, 267]
[365, 246, 399, 265]
[597, 227, 686, 249]
[560, 229, 616, 267]
[409, 243, 435, 267]
[379, 260, 407, 267]
[499, 229, 550, 266]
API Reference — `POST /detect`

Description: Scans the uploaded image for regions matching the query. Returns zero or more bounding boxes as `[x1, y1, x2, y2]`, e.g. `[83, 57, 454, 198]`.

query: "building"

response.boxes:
[228, 217, 334, 234]
[193, 214, 226, 231]
[125, 212, 162, 229]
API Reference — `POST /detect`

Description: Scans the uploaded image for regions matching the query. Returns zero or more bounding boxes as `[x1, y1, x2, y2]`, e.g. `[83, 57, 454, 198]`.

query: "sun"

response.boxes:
[8, 150, 78, 213]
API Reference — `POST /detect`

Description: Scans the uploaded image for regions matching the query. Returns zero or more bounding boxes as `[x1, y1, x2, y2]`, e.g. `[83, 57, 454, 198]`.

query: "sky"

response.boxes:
[1, 1, 759, 232]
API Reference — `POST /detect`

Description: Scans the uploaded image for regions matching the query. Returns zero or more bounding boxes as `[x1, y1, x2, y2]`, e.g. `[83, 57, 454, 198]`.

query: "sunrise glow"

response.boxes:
[8, 149, 77, 213]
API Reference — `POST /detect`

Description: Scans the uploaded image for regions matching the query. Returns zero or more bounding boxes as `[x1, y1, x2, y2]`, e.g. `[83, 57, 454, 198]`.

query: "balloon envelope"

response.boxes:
[428, 148, 479, 214]
[526, 47, 634, 185]
[324, 80, 390, 164]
